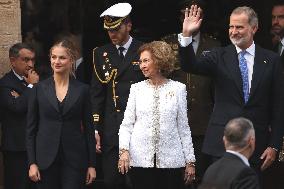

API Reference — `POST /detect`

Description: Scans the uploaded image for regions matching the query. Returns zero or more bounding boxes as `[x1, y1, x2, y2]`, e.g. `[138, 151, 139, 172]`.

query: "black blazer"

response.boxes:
[201, 152, 259, 189]
[179, 44, 284, 163]
[90, 39, 145, 150]
[26, 77, 96, 170]
[0, 71, 31, 151]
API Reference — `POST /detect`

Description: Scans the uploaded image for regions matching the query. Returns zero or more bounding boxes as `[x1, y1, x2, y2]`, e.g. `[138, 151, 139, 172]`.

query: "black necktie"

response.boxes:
[20, 79, 28, 86]
[118, 46, 125, 60]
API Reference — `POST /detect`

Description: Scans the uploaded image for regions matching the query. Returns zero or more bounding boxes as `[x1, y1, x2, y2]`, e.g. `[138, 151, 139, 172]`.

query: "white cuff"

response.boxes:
[178, 33, 193, 47]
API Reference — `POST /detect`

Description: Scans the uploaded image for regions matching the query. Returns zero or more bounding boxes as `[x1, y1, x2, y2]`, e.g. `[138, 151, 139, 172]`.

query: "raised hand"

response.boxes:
[24, 69, 39, 85]
[182, 5, 203, 37]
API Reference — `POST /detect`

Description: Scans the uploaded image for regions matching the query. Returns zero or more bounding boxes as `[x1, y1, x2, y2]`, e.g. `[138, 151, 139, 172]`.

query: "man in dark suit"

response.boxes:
[0, 43, 39, 189]
[200, 117, 259, 189]
[262, 2, 284, 188]
[90, 3, 144, 189]
[178, 5, 284, 183]
[162, 1, 220, 185]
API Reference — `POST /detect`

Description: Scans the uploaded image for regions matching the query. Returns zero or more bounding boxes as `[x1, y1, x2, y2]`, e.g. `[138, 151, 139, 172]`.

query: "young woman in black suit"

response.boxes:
[26, 39, 96, 189]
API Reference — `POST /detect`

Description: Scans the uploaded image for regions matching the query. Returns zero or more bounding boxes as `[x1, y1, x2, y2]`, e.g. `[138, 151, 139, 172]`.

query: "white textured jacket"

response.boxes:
[119, 79, 195, 168]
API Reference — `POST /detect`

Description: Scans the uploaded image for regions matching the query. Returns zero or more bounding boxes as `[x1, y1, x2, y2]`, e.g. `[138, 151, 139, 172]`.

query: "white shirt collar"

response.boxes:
[116, 36, 133, 53]
[235, 42, 255, 57]
[280, 37, 284, 46]
[12, 69, 24, 81]
[226, 150, 250, 166]
[75, 57, 83, 70]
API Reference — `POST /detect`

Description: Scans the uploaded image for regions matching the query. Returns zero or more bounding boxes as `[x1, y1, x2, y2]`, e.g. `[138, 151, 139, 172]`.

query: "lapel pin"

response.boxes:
[263, 60, 267, 64]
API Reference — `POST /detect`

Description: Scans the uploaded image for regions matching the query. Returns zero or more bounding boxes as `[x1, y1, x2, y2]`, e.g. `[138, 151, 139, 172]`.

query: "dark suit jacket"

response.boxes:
[0, 71, 31, 151]
[75, 59, 92, 84]
[200, 152, 259, 189]
[90, 38, 145, 151]
[164, 33, 220, 135]
[26, 77, 96, 170]
[179, 44, 284, 163]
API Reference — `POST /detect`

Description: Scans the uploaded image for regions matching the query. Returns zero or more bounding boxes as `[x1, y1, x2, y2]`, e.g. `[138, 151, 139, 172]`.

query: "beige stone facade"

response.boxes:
[0, 0, 21, 77]
[0, 0, 21, 188]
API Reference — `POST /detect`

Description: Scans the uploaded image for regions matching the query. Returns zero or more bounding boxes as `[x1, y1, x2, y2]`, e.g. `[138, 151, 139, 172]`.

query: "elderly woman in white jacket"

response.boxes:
[118, 41, 195, 189]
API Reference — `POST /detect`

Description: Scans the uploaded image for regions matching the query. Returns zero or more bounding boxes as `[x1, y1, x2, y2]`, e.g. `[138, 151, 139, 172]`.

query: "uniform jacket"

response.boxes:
[179, 44, 284, 164]
[90, 39, 144, 150]
[26, 77, 96, 170]
[0, 71, 31, 151]
[201, 152, 259, 189]
[162, 33, 221, 135]
[119, 80, 195, 168]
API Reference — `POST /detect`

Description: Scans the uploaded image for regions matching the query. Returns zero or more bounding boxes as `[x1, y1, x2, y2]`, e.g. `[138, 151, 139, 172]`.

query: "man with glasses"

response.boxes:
[90, 3, 144, 189]
[0, 42, 39, 189]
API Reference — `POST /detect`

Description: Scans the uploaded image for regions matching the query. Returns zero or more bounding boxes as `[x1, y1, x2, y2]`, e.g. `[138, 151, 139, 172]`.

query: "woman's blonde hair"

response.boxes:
[50, 38, 78, 77]
[138, 41, 175, 77]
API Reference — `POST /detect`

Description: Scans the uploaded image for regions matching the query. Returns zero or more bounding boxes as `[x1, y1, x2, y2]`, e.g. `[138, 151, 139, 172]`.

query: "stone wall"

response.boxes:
[0, 0, 21, 188]
[0, 0, 21, 77]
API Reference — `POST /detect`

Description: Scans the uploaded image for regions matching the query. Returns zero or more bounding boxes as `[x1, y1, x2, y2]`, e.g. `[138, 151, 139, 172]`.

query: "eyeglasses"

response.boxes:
[138, 58, 152, 64]
[272, 15, 284, 20]
[20, 56, 35, 63]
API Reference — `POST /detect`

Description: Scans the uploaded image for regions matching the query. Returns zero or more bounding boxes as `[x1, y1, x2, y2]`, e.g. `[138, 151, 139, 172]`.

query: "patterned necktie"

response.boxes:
[239, 51, 249, 103]
[118, 46, 125, 60]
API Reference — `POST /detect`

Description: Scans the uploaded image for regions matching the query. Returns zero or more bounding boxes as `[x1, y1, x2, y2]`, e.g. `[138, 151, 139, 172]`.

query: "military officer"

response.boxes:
[161, 0, 221, 186]
[90, 3, 144, 189]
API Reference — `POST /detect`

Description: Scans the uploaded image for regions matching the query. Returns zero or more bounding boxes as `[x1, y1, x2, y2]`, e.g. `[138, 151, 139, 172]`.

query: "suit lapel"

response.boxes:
[249, 45, 267, 100]
[2, 71, 28, 94]
[62, 77, 81, 115]
[44, 77, 59, 112]
[223, 45, 243, 98]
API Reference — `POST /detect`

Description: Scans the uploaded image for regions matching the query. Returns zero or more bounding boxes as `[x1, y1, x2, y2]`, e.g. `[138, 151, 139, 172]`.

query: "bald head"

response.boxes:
[224, 117, 255, 151]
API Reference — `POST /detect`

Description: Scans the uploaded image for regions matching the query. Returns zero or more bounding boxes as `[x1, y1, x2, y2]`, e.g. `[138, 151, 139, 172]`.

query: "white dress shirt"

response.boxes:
[280, 37, 284, 56]
[116, 36, 133, 56]
[119, 79, 195, 168]
[12, 69, 33, 88]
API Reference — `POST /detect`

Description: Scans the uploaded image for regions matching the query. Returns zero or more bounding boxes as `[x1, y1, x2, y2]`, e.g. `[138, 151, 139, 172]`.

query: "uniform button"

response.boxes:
[115, 96, 119, 99]
[116, 109, 121, 112]
[115, 81, 118, 84]
[191, 98, 195, 102]
[192, 85, 195, 89]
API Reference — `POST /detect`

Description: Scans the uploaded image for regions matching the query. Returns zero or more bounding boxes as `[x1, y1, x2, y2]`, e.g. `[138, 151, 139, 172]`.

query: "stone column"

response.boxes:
[0, 1, 21, 188]
[0, 0, 21, 77]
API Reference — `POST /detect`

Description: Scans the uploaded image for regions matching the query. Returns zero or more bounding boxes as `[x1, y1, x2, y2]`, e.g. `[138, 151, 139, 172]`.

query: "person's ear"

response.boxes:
[126, 22, 132, 32]
[10, 57, 16, 68]
[223, 136, 228, 147]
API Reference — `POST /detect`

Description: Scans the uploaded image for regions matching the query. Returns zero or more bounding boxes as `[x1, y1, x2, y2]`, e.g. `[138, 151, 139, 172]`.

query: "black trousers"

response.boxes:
[130, 167, 184, 189]
[2, 151, 32, 189]
[102, 146, 131, 189]
[263, 161, 284, 189]
[191, 135, 211, 183]
[36, 147, 87, 189]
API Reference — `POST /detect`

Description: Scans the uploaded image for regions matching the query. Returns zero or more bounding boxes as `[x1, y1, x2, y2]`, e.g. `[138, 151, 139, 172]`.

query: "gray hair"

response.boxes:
[9, 43, 34, 58]
[224, 117, 255, 149]
[231, 6, 258, 27]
